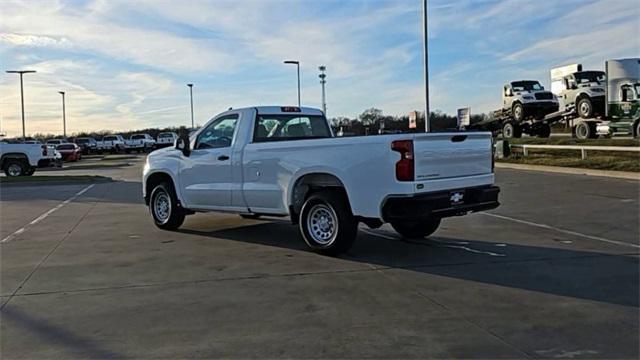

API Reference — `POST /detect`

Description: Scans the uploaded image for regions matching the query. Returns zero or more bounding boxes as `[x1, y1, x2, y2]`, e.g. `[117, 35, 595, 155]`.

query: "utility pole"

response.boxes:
[58, 91, 66, 137]
[5, 70, 36, 141]
[284, 60, 301, 107]
[423, 0, 430, 132]
[318, 66, 327, 115]
[187, 83, 194, 128]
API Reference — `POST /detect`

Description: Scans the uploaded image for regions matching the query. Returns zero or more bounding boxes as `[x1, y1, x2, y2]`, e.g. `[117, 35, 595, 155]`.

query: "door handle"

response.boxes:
[217, 155, 230, 161]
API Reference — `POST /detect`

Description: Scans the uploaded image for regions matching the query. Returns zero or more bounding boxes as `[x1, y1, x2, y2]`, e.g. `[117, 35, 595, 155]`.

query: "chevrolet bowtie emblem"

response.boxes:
[450, 192, 464, 203]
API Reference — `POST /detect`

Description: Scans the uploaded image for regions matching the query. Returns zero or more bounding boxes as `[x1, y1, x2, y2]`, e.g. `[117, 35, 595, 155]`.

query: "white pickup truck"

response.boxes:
[126, 134, 156, 153]
[143, 106, 499, 255]
[97, 135, 126, 153]
[0, 143, 52, 176]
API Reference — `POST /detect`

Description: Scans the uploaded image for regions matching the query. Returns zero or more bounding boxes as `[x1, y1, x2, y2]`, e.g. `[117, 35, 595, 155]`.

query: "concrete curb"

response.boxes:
[496, 162, 640, 180]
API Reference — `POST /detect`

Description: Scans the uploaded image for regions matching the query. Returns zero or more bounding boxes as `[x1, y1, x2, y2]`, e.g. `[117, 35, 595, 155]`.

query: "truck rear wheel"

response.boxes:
[503, 122, 522, 139]
[634, 121, 640, 138]
[3, 159, 27, 177]
[391, 219, 441, 239]
[299, 190, 357, 256]
[149, 182, 185, 230]
[577, 97, 593, 119]
[574, 121, 597, 140]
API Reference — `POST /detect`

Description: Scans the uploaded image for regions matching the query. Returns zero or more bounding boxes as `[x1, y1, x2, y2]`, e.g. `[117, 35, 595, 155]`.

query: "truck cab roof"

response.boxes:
[219, 106, 324, 117]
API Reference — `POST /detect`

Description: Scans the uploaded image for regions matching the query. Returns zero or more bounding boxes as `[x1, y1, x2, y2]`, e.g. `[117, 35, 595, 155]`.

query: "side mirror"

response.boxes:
[175, 137, 191, 157]
[506, 89, 513, 97]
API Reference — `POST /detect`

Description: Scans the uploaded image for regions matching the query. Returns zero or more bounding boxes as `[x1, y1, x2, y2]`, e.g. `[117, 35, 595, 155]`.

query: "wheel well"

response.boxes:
[145, 172, 175, 205]
[576, 93, 590, 103]
[0, 153, 29, 169]
[290, 173, 349, 222]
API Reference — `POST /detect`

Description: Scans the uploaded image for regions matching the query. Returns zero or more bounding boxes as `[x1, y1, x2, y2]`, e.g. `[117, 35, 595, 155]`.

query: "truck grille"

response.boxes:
[535, 92, 553, 100]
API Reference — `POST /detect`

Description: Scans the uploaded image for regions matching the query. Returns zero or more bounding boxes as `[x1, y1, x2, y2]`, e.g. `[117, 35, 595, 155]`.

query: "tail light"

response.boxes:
[391, 139, 414, 181]
[41, 145, 48, 156]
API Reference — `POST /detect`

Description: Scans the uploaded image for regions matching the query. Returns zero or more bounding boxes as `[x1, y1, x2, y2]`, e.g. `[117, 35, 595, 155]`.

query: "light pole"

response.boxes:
[58, 91, 66, 137]
[6, 70, 36, 141]
[318, 66, 327, 115]
[187, 83, 194, 128]
[423, 0, 430, 132]
[284, 60, 301, 107]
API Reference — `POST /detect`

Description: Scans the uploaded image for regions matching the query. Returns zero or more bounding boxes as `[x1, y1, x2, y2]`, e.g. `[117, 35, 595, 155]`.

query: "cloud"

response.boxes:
[0, 33, 72, 49]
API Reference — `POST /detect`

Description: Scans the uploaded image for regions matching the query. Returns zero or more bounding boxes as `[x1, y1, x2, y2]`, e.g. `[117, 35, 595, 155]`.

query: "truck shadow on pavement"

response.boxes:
[179, 221, 639, 308]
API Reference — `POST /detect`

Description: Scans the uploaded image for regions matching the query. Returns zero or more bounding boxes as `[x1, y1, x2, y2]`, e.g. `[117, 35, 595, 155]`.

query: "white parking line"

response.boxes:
[481, 212, 640, 249]
[1, 184, 95, 244]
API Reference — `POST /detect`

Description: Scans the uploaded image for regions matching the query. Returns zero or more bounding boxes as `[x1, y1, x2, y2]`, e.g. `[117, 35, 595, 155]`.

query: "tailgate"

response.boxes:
[413, 132, 492, 181]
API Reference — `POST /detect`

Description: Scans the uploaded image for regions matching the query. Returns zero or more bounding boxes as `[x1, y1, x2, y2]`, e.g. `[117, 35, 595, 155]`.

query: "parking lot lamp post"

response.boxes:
[318, 66, 327, 115]
[5, 70, 36, 141]
[187, 83, 194, 129]
[284, 60, 301, 107]
[58, 91, 66, 137]
[423, 0, 430, 132]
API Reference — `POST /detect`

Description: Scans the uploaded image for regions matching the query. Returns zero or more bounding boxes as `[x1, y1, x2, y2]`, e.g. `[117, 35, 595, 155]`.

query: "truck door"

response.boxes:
[180, 114, 239, 208]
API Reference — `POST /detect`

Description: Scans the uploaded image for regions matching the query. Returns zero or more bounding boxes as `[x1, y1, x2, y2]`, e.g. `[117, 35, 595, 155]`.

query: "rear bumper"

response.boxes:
[382, 185, 500, 222]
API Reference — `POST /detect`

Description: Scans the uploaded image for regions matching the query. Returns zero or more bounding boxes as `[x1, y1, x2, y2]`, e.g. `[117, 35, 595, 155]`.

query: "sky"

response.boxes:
[1, 0, 639, 137]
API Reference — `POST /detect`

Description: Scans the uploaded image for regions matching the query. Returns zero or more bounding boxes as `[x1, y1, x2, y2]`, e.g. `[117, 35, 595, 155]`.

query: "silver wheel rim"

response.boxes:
[153, 191, 171, 223]
[306, 204, 338, 245]
[7, 163, 22, 176]
[580, 101, 590, 116]
[514, 106, 522, 119]
[577, 124, 588, 138]
[504, 125, 513, 138]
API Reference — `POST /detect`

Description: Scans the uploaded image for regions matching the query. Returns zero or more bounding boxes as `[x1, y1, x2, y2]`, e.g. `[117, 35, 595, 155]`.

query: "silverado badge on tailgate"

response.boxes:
[450, 191, 464, 205]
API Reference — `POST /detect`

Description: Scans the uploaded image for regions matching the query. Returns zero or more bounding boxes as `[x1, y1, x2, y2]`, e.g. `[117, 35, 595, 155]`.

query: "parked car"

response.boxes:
[156, 132, 178, 147]
[143, 106, 500, 255]
[56, 143, 82, 162]
[0, 143, 52, 176]
[97, 135, 126, 153]
[126, 134, 156, 152]
[74, 137, 98, 154]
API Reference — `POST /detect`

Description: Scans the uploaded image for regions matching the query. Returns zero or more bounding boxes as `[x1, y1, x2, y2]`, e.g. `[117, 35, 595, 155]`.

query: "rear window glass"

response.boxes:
[159, 133, 173, 138]
[104, 136, 117, 141]
[58, 144, 74, 150]
[131, 135, 145, 140]
[254, 115, 331, 142]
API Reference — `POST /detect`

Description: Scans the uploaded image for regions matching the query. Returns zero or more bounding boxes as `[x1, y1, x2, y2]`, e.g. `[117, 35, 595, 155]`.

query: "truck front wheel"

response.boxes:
[577, 97, 593, 118]
[391, 219, 441, 239]
[299, 190, 357, 256]
[634, 121, 640, 138]
[512, 103, 524, 122]
[149, 182, 185, 230]
[537, 123, 551, 138]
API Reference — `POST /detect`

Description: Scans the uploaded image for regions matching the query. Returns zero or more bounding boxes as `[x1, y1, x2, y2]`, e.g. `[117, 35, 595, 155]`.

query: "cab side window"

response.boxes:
[195, 115, 239, 149]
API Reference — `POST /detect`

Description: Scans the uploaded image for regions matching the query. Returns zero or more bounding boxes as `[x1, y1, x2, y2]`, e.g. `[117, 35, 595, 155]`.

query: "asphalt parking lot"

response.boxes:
[1, 156, 638, 359]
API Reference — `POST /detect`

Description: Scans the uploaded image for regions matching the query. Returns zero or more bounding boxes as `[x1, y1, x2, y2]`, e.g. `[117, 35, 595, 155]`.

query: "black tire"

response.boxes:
[299, 190, 357, 256]
[240, 214, 261, 220]
[391, 218, 441, 239]
[574, 121, 592, 140]
[3, 159, 26, 177]
[577, 97, 594, 119]
[502, 122, 522, 139]
[634, 121, 640, 138]
[537, 123, 551, 138]
[25, 167, 36, 176]
[149, 182, 186, 230]
[512, 103, 524, 122]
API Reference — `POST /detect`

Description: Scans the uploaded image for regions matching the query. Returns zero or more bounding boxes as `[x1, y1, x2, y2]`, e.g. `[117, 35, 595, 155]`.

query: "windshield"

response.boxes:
[511, 81, 543, 91]
[575, 71, 605, 84]
[76, 138, 89, 143]
[104, 136, 117, 141]
[254, 115, 331, 142]
[131, 135, 145, 140]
